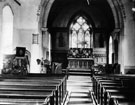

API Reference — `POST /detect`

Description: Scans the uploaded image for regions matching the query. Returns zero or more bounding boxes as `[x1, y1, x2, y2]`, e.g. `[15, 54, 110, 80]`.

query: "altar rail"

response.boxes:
[68, 58, 94, 70]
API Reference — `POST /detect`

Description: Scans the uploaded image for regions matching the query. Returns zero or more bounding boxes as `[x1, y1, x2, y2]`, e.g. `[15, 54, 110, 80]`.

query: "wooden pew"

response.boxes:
[0, 85, 57, 104]
[92, 76, 122, 105]
[93, 74, 135, 105]
[3, 73, 67, 102]
[0, 82, 63, 104]
[1, 73, 67, 102]
[0, 83, 59, 105]
[0, 82, 57, 105]
[0, 74, 67, 105]
[101, 79, 135, 105]
[106, 91, 135, 105]
[0, 83, 60, 105]
[102, 79, 135, 105]
[103, 87, 135, 105]
[0, 98, 49, 105]
[99, 80, 122, 104]
[0, 90, 53, 105]
[113, 98, 135, 105]
[1, 76, 65, 101]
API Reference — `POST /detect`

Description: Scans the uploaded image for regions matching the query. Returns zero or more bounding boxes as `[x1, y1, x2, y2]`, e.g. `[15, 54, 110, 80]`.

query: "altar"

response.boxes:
[67, 48, 94, 70]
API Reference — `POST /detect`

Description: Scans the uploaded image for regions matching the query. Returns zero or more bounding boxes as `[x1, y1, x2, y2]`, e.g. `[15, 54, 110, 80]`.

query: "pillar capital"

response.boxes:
[111, 28, 120, 40]
[41, 27, 48, 32]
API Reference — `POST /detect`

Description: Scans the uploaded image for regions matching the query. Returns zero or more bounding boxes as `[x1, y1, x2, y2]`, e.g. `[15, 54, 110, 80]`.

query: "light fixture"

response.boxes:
[132, 0, 135, 20]
[132, 2, 135, 11]
[132, 7, 135, 12]
[32, 34, 39, 44]
[86, 0, 92, 5]
[87, 0, 90, 5]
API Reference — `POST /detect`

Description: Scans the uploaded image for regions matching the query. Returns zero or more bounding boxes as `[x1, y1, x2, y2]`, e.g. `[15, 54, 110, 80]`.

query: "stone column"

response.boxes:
[30, 6, 42, 73]
[106, 34, 109, 64]
[41, 27, 49, 59]
[123, 21, 135, 74]
[122, 0, 135, 74]
[112, 29, 120, 64]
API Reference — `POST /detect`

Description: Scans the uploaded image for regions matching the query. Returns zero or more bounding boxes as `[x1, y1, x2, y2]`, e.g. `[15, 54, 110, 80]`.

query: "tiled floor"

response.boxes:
[65, 75, 94, 105]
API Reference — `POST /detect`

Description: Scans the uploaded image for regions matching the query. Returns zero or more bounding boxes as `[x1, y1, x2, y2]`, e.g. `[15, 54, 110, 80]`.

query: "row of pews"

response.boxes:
[0, 73, 67, 105]
[92, 74, 135, 105]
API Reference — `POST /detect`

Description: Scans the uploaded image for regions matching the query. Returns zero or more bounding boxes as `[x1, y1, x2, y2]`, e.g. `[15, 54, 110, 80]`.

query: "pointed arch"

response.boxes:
[68, 10, 95, 29]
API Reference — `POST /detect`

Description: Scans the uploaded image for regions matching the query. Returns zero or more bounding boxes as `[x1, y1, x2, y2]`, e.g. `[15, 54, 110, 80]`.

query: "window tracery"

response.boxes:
[69, 16, 93, 48]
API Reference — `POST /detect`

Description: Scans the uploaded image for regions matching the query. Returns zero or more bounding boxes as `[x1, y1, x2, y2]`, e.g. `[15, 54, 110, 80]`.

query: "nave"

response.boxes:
[1, 70, 135, 105]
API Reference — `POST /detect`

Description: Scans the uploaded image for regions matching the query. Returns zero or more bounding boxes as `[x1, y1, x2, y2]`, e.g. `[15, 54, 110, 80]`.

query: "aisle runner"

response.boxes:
[66, 75, 94, 105]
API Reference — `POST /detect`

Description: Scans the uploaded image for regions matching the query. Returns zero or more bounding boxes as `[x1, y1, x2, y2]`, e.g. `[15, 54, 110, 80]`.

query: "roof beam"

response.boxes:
[14, 0, 21, 6]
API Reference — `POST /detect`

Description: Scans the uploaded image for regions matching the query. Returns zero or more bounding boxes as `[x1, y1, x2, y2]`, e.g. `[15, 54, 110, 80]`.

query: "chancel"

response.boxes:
[0, 0, 135, 105]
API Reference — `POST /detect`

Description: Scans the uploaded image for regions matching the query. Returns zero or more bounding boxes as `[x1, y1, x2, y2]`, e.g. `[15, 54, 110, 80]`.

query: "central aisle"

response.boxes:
[65, 75, 94, 105]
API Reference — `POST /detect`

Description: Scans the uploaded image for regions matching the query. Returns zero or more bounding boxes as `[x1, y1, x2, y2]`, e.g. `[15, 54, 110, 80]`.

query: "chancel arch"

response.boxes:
[39, 0, 128, 73]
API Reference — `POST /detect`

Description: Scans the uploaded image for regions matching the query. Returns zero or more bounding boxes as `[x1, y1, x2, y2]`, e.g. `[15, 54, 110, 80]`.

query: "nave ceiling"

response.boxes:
[47, 0, 115, 33]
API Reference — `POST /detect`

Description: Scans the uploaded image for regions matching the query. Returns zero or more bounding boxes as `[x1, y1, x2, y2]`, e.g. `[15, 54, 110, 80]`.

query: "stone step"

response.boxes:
[68, 69, 92, 76]
[69, 72, 92, 76]
[67, 75, 94, 105]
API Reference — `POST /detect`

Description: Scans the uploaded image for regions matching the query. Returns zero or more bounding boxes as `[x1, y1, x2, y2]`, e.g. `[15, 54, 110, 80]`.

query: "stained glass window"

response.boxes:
[69, 16, 93, 48]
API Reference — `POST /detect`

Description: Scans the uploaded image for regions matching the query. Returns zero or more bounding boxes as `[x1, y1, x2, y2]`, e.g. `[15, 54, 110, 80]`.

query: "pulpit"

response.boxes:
[67, 48, 94, 70]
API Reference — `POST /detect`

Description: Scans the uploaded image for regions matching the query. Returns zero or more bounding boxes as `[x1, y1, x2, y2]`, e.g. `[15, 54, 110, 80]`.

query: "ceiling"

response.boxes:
[47, 0, 115, 33]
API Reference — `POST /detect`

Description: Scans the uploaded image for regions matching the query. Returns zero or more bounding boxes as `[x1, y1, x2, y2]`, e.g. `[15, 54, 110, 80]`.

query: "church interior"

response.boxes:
[0, 0, 135, 105]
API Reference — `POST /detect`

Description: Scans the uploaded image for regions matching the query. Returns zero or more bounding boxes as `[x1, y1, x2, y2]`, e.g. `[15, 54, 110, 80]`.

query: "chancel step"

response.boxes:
[68, 69, 92, 76]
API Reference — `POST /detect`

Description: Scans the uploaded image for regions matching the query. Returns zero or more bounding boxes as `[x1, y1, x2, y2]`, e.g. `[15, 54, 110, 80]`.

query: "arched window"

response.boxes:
[2, 5, 13, 54]
[109, 36, 113, 64]
[69, 16, 93, 48]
